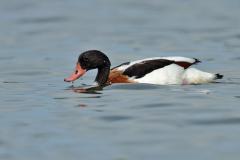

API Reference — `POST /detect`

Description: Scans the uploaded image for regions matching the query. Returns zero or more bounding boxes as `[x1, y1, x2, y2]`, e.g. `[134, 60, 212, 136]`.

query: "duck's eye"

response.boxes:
[75, 70, 78, 74]
[83, 57, 89, 62]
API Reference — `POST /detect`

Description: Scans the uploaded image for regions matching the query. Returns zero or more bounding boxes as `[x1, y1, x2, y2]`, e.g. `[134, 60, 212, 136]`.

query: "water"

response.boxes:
[1, 0, 240, 159]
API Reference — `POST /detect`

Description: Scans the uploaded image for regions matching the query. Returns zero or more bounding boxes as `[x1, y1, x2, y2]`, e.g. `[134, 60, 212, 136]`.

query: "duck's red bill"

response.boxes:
[64, 63, 86, 82]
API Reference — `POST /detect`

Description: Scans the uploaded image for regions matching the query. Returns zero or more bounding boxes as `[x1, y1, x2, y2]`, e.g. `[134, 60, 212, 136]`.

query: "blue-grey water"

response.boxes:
[1, 0, 240, 160]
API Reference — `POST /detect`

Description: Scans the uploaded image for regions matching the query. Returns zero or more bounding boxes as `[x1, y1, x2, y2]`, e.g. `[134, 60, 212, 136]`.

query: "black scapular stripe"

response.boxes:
[111, 62, 130, 70]
[123, 59, 174, 78]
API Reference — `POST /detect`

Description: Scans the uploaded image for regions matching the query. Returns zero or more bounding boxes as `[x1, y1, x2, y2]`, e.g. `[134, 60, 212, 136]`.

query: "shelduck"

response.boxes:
[64, 50, 223, 86]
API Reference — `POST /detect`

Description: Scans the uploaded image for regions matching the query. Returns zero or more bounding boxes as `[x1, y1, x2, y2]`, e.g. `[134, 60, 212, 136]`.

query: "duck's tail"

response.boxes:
[215, 73, 224, 79]
[183, 68, 224, 84]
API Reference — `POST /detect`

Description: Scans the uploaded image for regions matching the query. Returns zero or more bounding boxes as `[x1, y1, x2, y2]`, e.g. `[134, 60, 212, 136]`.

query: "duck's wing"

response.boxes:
[122, 59, 174, 79]
[112, 57, 200, 79]
[161, 57, 201, 69]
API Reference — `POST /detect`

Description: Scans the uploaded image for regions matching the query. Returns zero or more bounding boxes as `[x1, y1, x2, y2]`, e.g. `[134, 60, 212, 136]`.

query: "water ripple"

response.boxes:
[6, 71, 50, 76]
[18, 16, 69, 24]
[99, 115, 132, 122]
[0, 56, 14, 61]
[2, 81, 24, 84]
[189, 117, 240, 125]
[134, 102, 181, 109]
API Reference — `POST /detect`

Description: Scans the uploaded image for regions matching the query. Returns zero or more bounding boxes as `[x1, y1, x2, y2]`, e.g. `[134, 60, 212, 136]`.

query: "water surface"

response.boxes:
[1, 0, 240, 160]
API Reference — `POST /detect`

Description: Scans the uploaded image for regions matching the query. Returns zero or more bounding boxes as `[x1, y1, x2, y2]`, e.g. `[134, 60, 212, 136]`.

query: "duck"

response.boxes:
[64, 50, 223, 86]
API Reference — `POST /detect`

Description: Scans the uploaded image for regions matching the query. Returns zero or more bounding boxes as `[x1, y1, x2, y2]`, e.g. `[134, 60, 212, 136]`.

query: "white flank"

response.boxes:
[134, 64, 184, 85]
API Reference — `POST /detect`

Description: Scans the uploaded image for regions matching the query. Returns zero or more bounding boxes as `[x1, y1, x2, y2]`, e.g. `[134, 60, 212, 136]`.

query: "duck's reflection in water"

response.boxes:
[67, 84, 107, 94]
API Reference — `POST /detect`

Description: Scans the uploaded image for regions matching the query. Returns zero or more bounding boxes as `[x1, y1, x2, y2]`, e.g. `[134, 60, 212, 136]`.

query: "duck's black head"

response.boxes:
[78, 50, 111, 70]
[64, 50, 111, 86]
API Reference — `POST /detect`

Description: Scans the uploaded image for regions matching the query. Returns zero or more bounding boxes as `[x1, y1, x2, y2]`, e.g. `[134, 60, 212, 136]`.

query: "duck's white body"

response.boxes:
[112, 57, 221, 85]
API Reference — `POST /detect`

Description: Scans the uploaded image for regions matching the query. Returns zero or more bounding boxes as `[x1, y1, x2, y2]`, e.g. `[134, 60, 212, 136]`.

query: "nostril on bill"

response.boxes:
[75, 70, 78, 74]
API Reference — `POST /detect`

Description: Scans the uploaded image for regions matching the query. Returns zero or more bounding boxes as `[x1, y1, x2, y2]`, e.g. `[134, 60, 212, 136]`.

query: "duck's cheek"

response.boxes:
[64, 63, 87, 82]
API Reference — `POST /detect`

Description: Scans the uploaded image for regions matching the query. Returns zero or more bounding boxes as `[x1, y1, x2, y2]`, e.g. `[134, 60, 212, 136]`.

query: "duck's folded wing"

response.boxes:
[112, 57, 200, 79]
[162, 57, 201, 69]
[122, 59, 174, 78]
